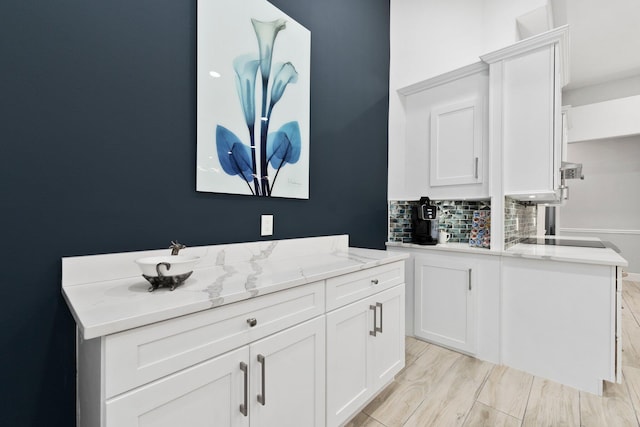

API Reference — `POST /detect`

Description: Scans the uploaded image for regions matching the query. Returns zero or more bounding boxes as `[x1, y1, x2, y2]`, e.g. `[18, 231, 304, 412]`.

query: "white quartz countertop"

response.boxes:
[504, 242, 628, 266]
[62, 235, 408, 339]
[387, 237, 628, 267]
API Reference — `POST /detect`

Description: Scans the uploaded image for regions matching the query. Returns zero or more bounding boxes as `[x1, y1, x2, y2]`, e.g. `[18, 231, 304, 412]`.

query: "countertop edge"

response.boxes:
[387, 241, 629, 267]
[386, 241, 499, 256]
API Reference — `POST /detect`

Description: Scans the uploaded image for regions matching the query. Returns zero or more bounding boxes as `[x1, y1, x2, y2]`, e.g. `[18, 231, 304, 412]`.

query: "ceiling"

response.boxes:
[550, 0, 640, 90]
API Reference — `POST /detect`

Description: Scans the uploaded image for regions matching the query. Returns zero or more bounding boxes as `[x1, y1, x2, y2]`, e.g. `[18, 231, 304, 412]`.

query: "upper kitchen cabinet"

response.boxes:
[481, 26, 569, 202]
[397, 62, 490, 200]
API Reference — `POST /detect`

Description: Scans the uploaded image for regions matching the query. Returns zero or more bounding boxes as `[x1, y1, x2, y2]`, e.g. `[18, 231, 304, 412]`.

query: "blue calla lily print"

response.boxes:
[197, 0, 310, 199]
[215, 17, 301, 197]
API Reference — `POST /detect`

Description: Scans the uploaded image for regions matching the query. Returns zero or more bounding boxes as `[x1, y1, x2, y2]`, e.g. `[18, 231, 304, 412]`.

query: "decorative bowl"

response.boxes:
[135, 255, 200, 291]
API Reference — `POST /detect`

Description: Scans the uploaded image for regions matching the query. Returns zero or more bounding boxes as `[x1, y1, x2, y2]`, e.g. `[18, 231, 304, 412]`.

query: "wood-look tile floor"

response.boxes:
[345, 279, 640, 427]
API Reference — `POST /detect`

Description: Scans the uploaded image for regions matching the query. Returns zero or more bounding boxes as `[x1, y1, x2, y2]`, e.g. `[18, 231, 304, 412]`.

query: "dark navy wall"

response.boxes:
[0, 0, 389, 425]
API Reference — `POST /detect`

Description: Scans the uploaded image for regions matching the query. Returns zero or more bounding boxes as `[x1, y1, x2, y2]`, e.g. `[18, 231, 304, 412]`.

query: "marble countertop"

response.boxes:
[387, 237, 628, 267]
[62, 235, 409, 340]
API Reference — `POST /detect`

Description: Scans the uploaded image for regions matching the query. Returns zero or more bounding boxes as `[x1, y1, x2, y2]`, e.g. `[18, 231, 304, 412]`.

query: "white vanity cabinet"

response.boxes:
[414, 254, 477, 354]
[481, 26, 569, 202]
[398, 62, 490, 200]
[65, 239, 408, 427]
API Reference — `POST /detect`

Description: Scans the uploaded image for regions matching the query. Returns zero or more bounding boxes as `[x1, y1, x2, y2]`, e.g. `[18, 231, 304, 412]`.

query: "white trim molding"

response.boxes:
[480, 25, 569, 85]
[559, 228, 640, 236]
[397, 62, 488, 96]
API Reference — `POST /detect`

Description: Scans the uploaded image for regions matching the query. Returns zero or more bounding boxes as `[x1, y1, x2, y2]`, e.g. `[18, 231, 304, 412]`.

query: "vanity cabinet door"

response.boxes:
[326, 284, 405, 427]
[370, 285, 405, 389]
[326, 296, 374, 427]
[414, 256, 476, 354]
[249, 316, 325, 427]
[105, 347, 250, 427]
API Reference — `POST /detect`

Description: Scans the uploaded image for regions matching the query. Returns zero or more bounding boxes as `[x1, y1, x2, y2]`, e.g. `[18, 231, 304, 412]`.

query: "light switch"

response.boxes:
[261, 215, 273, 236]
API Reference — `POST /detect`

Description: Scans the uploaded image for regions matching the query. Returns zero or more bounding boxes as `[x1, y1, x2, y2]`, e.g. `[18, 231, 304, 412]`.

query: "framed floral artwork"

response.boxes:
[197, 0, 311, 198]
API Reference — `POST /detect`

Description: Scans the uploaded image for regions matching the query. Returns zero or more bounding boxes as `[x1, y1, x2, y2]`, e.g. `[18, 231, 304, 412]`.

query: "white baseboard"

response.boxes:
[624, 272, 640, 281]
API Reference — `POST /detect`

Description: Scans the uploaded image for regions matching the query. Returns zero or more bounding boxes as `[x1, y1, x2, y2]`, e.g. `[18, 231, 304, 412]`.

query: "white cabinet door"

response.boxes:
[105, 347, 250, 427]
[430, 97, 483, 187]
[105, 317, 325, 427]
[326, 284, 405, 427]
[414, 256, 476, 354]
[325, 296, 373, 427]
[502, 44, 560, 199]
[370, 285, 405, 388]
[250, 316, 325, 427]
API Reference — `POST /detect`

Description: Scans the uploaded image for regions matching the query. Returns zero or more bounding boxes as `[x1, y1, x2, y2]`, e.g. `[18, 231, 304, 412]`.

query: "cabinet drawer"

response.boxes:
[326, 262, 404, 311]
[104, 281, 324, 398]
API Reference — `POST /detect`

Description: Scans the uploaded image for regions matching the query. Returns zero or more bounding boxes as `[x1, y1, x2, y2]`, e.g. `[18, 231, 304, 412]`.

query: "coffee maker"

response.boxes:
[411, 197, 438, 245]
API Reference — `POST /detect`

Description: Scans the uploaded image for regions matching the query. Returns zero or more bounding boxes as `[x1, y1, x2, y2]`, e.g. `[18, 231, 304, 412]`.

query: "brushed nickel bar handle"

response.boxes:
[257, 354, 266, 405]
[474, 157, 479, 179]
[239, 362, 248, 416]
[369, 305, 377, 336]
[468, 269, 472, 291]
[376, 302, 383, 333]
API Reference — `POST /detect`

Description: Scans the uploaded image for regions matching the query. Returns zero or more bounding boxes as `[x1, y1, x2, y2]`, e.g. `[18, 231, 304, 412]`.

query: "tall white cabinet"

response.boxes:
[481, 26, 569, 202]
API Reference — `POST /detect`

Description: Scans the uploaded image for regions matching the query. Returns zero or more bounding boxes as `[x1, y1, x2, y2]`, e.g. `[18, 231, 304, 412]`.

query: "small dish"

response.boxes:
[135, 255, 200, 291]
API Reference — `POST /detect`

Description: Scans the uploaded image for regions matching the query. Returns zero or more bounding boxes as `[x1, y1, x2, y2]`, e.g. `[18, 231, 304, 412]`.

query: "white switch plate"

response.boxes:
[261, 215, 273, 236]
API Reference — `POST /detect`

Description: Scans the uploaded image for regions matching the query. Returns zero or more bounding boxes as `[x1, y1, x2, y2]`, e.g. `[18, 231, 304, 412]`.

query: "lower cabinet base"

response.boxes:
[502, 258, 619, 396]
[75, 277, 407, 427]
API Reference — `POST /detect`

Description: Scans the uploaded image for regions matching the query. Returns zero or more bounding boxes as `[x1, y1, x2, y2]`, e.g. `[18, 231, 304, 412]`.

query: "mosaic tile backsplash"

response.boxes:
[389, 200, 491, 245]
[504, 197, 537, 249]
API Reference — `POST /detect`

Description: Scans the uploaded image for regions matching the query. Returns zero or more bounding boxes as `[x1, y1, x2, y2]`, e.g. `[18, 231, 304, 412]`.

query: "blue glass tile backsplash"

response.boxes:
[504, 197, 537, 249]
[388, 200, 491, 244]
